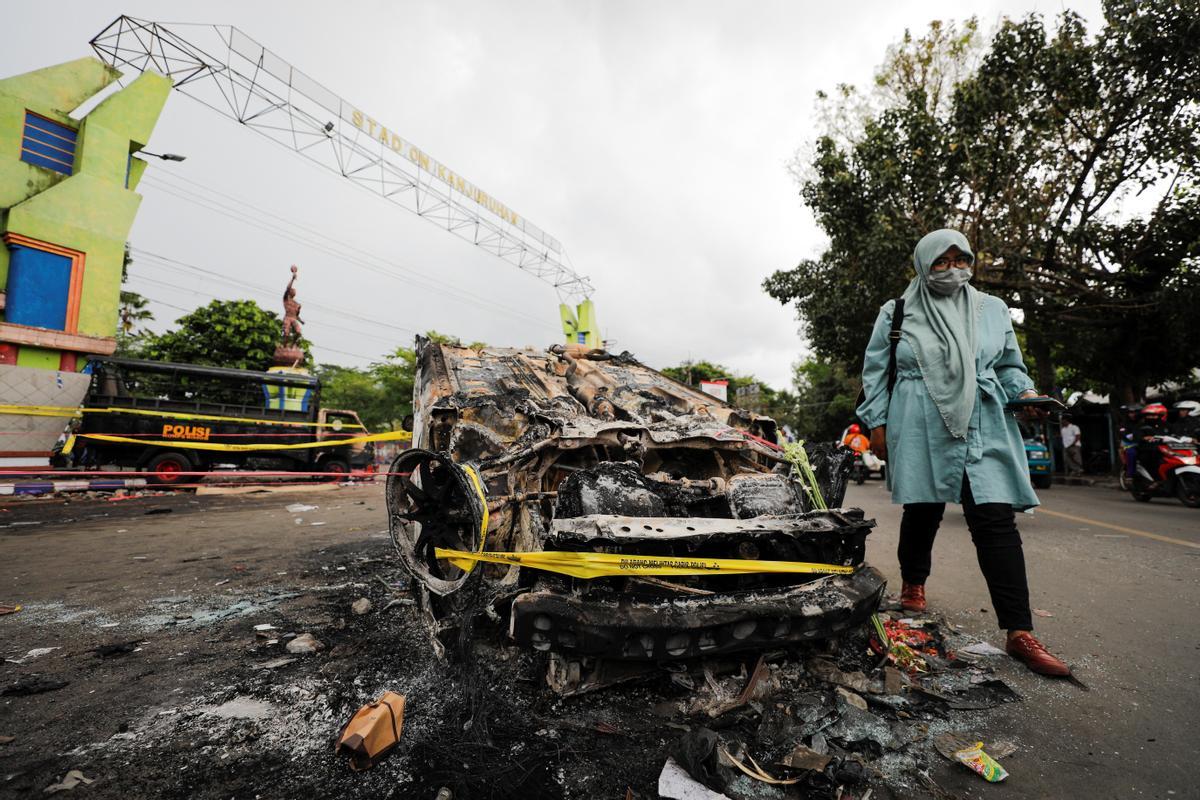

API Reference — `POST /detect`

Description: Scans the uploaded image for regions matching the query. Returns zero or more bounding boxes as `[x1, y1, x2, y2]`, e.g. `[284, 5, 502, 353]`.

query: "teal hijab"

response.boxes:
[900, 229, 980, 439]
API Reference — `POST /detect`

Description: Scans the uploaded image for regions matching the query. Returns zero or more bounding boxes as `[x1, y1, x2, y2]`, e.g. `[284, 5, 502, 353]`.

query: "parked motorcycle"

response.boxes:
[1129, 435, 1200, 508]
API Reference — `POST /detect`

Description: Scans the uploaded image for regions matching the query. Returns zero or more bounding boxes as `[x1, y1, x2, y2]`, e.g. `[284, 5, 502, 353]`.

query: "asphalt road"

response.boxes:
[845, 479, 1199, 800]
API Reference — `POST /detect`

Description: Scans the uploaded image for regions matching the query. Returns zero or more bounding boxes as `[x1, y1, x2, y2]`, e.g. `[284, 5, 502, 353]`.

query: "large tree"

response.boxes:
[766, 1, 1200, 403]
[316, 349, 415, 432]
[790, 357, 862, 442]
[143, 299, 311, 372]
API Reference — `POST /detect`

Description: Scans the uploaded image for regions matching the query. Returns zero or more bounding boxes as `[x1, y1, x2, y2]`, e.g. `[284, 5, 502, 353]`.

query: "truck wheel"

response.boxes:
[145, 452, 192, 486]
[1033, 474, 1053, 489]
[319, 457, 351, 481]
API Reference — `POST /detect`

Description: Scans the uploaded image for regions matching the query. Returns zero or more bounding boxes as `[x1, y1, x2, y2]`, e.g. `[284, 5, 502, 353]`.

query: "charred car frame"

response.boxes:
[387, 340, 885, 690]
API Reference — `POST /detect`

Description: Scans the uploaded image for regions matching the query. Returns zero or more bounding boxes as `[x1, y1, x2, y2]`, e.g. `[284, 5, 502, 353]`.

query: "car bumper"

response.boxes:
[509, 565, 887, 661]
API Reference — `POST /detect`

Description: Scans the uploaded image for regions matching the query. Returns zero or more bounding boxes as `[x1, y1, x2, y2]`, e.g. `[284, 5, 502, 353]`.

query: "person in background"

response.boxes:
[842, 423, 870, 454]
[858, 228, 1071, 678]
[1135, 403, 1170, 477]
[1060, 415, 1083, 477]
[1137, 404, 1169, 439]
[1171, 400, 1200, 439]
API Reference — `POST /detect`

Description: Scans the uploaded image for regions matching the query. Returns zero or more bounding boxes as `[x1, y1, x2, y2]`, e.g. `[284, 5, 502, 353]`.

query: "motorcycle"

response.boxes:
[851, 450, 886, 485]
[1129, 435, 1200, 508]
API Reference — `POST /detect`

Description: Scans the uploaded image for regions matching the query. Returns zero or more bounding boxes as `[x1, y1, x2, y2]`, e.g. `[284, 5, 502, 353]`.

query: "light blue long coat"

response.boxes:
[857, 293, 1040, 510]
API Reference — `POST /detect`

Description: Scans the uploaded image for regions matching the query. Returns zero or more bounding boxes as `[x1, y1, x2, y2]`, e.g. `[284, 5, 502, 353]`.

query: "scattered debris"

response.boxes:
[959, 641, 1006, 657]
[836, 686, 869, 710]
[144, 507, 173, 515]
[351, 597, 373, 615]
[285, 633, 324, 654]
[43, 770, 94, 794]
[669, 727, 728, 794]
[196, 483, 343, 496]
[257, 657, 297, 670]
[782, 743, 832, 772]
[0, 735, 15, 745]
[92, 641, 140, 658]
[286, 503, 319, 513]
[1033, 608, 1054, 617]
[1, 678, 68, 697]
[720, 745, 800, 786]
[658, 757, 730, 800]
[335, 691, 405, 771]
[807, 658, 872, 693]
[0, 604, 21, 615]
[206, 696, 276, 720]
[883, 666, 904, 694]
[6, 646, 60, 664]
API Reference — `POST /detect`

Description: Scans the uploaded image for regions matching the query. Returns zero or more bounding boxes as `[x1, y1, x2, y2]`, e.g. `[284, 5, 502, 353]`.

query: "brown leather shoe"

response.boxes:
[900, 582, 926, 612]
[1006, 633, 1070, 676]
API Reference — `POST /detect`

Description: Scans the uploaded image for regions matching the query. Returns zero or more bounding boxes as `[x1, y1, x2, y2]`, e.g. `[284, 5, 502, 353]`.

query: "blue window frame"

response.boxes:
[20, 112, 77, 175]
[5, 245, 73, 331]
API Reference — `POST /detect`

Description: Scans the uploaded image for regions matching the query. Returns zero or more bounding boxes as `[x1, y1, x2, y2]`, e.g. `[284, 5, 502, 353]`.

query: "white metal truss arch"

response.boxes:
[90, 15, 594, 302]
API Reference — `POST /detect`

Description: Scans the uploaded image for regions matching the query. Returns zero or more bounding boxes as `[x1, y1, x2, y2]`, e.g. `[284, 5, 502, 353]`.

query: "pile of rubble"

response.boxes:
[645, 603, 1022, 799]
[402, 593, 1025, 800]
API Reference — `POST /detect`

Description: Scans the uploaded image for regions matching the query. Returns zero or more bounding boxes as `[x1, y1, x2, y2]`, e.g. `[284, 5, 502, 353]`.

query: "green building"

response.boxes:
[0, 57, 170, 467]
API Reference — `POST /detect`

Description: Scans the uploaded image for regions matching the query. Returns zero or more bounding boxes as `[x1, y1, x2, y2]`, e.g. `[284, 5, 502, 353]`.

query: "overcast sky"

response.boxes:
[7, 0, 1102, 388]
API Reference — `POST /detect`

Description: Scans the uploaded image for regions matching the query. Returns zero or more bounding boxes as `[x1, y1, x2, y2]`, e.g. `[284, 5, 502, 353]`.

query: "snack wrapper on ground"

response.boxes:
[954, 741, 1008, 782]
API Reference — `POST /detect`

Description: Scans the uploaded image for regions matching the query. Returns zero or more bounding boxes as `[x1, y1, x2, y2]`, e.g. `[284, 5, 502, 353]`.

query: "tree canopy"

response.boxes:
[316, 349, 415, 431]
[317, 332, 486, 431]
[766, 1, 1200, 403]
[141, 299, 311, 372]
[660, 359, 801, 433]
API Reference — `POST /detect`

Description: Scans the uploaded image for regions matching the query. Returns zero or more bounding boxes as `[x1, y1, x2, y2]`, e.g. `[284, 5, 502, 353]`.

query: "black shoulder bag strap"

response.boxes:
[885, 298, 905, 396]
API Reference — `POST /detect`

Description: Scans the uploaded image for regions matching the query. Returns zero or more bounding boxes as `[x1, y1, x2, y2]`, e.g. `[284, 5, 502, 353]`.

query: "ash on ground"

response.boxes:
[2, 536, 1024, 800]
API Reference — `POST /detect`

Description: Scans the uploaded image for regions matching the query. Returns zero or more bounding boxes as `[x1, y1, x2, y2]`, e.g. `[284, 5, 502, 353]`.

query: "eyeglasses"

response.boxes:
[931, 254, 972, 271]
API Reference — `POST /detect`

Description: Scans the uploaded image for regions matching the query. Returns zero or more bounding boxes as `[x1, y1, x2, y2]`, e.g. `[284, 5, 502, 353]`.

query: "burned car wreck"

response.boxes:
[387, 340, 885, 691]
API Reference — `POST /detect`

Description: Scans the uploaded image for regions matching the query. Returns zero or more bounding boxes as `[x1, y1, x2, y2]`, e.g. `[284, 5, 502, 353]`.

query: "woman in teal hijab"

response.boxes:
[857, 229, 1071, 678]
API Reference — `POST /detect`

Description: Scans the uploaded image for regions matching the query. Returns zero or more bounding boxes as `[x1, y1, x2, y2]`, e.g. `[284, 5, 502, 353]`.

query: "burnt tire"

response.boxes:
[387, 448, 487, 597]
[145, 451, 193, 486]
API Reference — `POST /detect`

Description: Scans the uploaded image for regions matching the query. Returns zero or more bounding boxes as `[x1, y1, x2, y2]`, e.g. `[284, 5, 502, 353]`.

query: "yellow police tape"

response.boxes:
[0, 403, 365, 430]
[434, 548, 854, 580]
[72, 429, 411, 453]
[458, 465, 490, 575]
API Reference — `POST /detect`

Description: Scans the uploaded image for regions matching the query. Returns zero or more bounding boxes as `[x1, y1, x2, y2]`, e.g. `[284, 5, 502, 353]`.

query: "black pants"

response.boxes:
[897, 474, 1033, 631]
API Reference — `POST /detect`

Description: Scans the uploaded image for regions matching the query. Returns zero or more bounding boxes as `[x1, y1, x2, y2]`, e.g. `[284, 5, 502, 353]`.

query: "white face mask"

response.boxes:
[927, 267, 973, 296]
